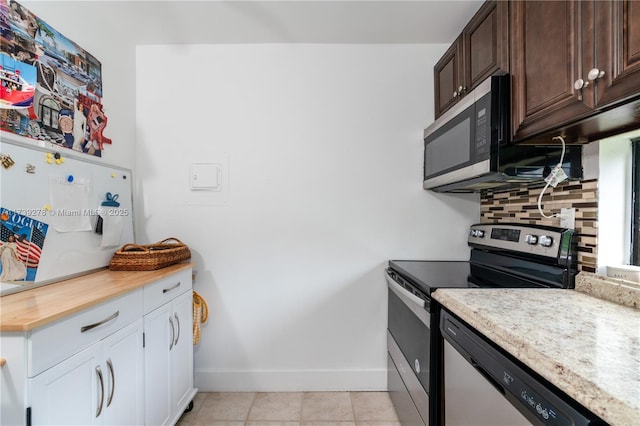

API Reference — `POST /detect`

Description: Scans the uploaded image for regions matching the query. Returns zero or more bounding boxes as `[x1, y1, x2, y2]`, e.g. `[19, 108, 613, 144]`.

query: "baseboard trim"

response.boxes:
[195, 368, 387, 392]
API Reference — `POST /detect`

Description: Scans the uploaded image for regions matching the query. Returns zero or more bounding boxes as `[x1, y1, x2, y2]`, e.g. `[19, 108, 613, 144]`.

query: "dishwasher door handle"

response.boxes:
[386, 270, 430, 327]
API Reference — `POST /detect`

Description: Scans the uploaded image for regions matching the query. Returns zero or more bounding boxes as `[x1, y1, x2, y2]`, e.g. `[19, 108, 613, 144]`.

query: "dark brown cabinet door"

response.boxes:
[433, 1, 508, 119]
[434, 38, 462, 118]
[594, 0, 640, 107]
[510, 1, 594, 142]
[464, 0, 509, 91]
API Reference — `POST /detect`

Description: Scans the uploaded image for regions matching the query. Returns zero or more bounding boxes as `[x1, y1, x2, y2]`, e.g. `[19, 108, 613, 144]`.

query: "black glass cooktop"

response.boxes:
[388, 260, 472, 294]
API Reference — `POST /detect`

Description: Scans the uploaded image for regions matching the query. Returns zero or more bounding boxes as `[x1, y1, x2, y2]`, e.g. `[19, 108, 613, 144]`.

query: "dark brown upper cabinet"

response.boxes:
[433, 1, 509, 119]
[592, 1, 640, 108]
[510, 0, 640, 143]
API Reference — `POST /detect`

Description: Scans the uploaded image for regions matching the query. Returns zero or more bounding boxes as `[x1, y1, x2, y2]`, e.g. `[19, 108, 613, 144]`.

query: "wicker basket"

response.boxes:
[109, 237, 191, 271]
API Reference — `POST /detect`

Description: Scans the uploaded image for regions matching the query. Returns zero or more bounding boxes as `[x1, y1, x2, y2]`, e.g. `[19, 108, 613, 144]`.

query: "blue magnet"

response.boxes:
[67, 175, 74, 183]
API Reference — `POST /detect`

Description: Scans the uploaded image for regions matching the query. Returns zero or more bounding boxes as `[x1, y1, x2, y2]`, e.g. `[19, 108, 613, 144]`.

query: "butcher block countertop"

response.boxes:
[432, 287, 640, 426]
[0, 262, 193, 332]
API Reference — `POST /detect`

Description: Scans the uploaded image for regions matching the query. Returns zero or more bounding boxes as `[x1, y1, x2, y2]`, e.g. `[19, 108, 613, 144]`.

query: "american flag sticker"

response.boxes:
[0, 207, 49, 282]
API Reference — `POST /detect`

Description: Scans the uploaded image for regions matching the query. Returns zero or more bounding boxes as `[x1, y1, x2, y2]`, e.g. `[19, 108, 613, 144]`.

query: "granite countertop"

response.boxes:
[432, 287, 640, 426]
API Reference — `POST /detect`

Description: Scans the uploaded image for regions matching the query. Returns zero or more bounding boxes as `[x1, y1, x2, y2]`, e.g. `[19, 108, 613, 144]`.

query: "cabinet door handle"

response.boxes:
[574, 78, 589, 90]
[106, 358, 115, 408]
[162, 282, 181, 294]
[96, 366, 105, 418]
[81, 311, 120, 333]
[169, 316, 175, 350]
[587, 67, 605, 81]
[174, 313, 180, 346]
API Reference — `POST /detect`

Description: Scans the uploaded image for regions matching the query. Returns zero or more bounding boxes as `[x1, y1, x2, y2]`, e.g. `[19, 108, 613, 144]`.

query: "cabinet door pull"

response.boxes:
[106, 359, 115, 407]
[162, 282, 181, 294]
[574, 78, 589, 90]
[587, 67, 605, 81]
[169, 316, 175, 350]
[96, 366, 105, 418]
[174, 313, 180, 346]
[81, 311, 120, 333]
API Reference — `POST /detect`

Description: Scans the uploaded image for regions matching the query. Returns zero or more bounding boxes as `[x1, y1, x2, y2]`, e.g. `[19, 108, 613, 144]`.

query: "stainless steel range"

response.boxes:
[386, 222, 579, 425]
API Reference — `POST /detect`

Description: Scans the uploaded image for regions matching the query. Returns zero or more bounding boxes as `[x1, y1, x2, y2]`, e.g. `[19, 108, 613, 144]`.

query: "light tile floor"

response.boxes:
[176, 391, 400, 426]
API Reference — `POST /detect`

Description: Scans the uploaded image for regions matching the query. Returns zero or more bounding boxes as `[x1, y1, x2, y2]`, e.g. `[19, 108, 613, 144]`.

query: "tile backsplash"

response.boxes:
[480, 179, 598, 272]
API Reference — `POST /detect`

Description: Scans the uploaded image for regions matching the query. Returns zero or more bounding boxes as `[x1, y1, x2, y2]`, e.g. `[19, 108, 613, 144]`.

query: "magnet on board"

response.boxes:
[101, 192, 120, 207]
[67, 175, 74, 183]
[1, 154, 15, 169]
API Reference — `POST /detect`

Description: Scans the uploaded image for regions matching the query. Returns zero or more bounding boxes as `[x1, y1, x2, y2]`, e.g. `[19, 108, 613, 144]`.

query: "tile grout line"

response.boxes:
[349, 391, 358, 424]
[244, 391, 256, 424]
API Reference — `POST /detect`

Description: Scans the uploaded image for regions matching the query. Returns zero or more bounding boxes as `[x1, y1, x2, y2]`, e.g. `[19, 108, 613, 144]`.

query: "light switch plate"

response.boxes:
[190, 163, 220, 191]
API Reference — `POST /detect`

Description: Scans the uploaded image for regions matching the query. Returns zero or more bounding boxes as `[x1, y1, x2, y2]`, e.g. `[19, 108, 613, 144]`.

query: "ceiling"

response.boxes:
[23, 0, 485, 45]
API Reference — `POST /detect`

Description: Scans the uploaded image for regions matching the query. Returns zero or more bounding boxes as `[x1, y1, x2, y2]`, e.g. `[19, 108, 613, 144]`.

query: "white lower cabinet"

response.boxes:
[0, 267, 196, 426]
[29, 319, 144, 425]
[144, 282, 196, 426]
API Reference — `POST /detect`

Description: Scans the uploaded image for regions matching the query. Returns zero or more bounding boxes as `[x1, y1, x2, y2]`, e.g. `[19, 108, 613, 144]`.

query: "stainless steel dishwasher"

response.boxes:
[440, 309, 607, 426]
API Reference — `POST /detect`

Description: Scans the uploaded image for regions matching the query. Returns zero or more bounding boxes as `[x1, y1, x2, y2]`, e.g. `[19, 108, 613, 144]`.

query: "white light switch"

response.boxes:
[190, 163, 220, 191]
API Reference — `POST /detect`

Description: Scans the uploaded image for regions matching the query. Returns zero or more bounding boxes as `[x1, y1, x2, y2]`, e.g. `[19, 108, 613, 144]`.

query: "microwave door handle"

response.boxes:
[385, 271, 431, 325]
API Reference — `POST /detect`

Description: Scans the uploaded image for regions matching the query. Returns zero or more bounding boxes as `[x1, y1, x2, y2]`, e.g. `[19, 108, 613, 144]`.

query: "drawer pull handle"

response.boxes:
[81, 311, 120, 333]
[106, 359, 115, 407]
[169, 316, 175, 350]
[174, 313, 180, 346]
[96, 366, 105, 418]
[162, 282, 181, 294]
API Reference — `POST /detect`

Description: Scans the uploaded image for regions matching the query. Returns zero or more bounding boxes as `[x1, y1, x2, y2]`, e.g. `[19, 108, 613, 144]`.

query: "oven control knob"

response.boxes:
[525, 234, 538, 245]
[539, 235, 553, 247]
[470, 229, 485, 238]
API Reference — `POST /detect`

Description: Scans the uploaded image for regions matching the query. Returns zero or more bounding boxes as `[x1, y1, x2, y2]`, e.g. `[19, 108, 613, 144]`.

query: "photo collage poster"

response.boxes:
[0, 0, 111, 157]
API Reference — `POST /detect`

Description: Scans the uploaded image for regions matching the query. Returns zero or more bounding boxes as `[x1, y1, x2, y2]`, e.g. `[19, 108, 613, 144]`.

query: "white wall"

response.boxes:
[136, 44, 479, 391]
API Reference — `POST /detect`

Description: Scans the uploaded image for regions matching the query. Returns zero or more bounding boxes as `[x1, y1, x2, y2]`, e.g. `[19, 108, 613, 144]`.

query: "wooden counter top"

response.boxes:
[0, 262, 193, 332]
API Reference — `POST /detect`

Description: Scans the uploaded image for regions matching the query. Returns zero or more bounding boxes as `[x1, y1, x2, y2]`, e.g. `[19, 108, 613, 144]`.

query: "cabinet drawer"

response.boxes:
[143, 269, 192, 314]
[28, 289, 143, 377]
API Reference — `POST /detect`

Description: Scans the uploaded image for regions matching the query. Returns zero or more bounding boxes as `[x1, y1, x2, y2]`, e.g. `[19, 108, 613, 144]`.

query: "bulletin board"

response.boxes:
[0, 137, 134, 295]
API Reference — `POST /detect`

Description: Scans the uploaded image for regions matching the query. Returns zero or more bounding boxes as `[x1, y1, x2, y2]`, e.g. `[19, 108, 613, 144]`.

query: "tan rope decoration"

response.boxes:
[193, 291, 209, 345]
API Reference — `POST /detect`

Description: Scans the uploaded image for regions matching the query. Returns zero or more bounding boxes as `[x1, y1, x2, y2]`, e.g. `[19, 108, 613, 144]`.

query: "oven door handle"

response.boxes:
[386, 270, 430, 326]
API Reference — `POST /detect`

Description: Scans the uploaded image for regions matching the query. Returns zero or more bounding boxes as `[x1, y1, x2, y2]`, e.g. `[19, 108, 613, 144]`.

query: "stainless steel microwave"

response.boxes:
[423, 74, 582, 192]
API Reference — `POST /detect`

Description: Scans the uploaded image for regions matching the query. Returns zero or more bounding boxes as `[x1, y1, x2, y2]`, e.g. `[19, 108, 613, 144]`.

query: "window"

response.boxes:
[632, 137, 640, 264]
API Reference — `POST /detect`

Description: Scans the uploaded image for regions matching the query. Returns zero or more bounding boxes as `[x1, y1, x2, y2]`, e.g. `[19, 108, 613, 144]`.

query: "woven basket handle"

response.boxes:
[121, 243, 150, 252]
[159, 237, 183, 245]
